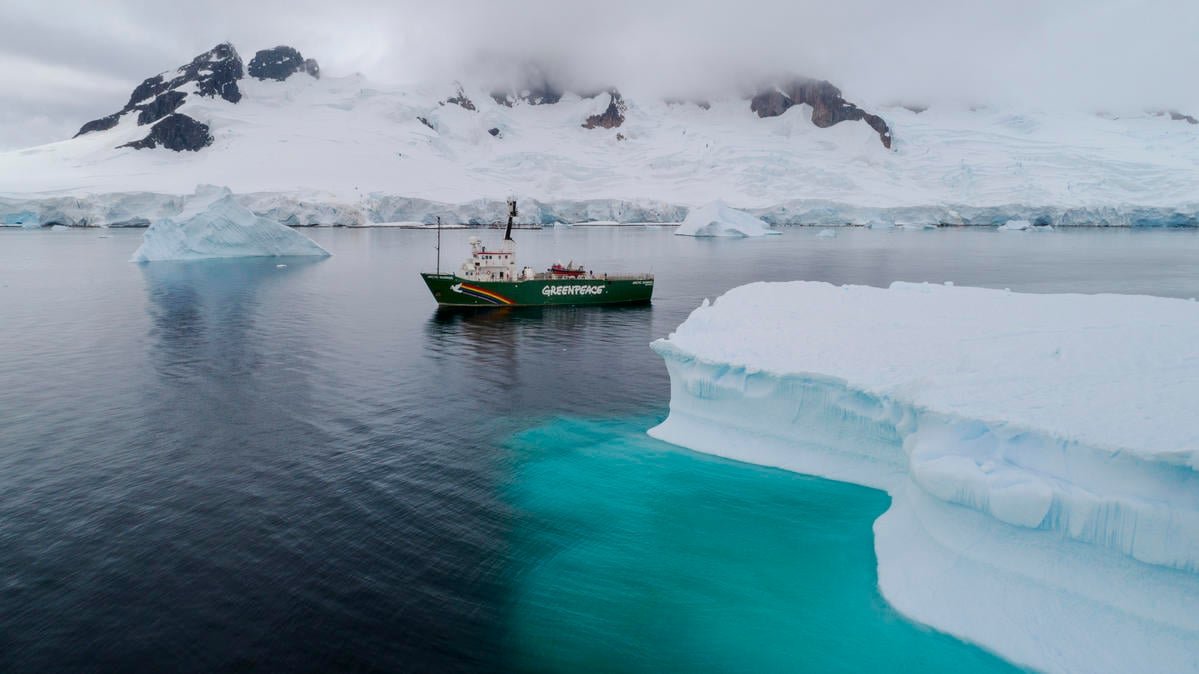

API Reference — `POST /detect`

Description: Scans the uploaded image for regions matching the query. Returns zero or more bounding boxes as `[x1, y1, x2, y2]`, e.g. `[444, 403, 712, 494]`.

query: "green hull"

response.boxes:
[421, 273, 653, 307]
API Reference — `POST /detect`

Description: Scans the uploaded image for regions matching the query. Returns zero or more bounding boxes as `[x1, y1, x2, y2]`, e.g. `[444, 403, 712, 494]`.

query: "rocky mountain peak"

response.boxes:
[72, 43, 320, 152]
[177, 42, 244, 103]
[491, 79, 564, 107]
[443, 84, 476, 111]
[73, 42, 247, 149]
[1167, 110, 1197, 124]
[582, 89, 627, 129]
[751, 77, 892, 149]
[248, 46, 320, 81]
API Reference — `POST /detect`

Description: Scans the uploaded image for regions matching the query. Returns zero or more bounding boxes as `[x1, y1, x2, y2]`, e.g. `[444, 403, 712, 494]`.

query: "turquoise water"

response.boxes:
[502, 416, 1024, 673]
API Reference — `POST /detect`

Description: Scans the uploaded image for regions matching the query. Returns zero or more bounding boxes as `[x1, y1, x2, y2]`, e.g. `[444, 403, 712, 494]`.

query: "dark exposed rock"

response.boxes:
[136, 91, 187, 125]
[1169, 110, 1198, 124]
[490, 75, 564, 107]
[444, 84, 476, 111]
[488, 127, 501, 137]
[248, 45, 314, 81]
[126, 74, 170, 108]
[750, 89, 791, 117]
[119, 114, 212, 152]
[74, 113, 122, 137]
[750, 77, 892, 149]
[304, 58, 320, 79]
[665, 98, 710, 110]
[861, 114, 892, 148]
[418, 116, 435, 131]
[519, 79, 562, 105]
[582, 89, 626, 129]
[177, 42, 243, 103]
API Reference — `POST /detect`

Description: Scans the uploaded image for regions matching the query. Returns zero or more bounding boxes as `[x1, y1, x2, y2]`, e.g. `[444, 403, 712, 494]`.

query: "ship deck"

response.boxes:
[423, 272, 653, 282]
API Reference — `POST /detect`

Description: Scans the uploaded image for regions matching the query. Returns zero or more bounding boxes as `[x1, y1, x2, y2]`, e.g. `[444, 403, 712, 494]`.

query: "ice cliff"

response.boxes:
[130, 186, 330, 261]
[649, 282, 1199, 674]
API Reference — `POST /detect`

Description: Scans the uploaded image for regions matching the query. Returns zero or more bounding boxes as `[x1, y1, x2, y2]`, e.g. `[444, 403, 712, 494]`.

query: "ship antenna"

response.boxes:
[435, 216, 441, 274]
[504, 198, 517, 242]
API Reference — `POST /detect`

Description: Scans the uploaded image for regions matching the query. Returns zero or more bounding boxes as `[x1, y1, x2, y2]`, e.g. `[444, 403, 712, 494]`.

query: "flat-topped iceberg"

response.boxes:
[676, 201, 779, 237]
[131, 185, 330, 262]
[650, 281, 1199, 674]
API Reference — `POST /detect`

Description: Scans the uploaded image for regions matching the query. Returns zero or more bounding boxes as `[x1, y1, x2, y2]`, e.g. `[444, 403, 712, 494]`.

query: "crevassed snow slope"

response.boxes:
[131, 185, 330, 261]
[1, 74, 1197, 225]
[649, 282, 1199, 674]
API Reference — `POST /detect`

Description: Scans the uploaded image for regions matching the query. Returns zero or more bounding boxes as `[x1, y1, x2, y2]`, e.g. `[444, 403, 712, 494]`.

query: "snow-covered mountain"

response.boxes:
[2, 42, 1197, 227]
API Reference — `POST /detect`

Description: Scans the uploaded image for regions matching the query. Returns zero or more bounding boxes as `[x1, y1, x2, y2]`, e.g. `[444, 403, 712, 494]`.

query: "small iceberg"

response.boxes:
[817, 228, 837, 239]
[131, 185, 331, 262]
[998, 219, 1032, 230]
[999, 219, 1054, 232]
[675, 201, 780, 238]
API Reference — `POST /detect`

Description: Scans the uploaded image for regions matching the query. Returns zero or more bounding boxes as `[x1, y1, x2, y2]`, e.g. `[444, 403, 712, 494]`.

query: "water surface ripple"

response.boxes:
[2, 226, 1195, 672]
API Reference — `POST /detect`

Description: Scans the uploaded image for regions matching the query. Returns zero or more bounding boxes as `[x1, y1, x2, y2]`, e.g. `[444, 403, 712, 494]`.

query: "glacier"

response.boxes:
[8, 192, 1199, 229]
[130, 185, 330, 262]
[649, 282, 1199, 674]
[2, 73, 1199, 228]
[675, 200, 780, 237]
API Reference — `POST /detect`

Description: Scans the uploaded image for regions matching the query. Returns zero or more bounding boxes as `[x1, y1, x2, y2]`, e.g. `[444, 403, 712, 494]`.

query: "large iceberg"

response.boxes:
[675, 201, 780, 237]
[131, 186, 330, 261]
[650, 281, 1199, 674]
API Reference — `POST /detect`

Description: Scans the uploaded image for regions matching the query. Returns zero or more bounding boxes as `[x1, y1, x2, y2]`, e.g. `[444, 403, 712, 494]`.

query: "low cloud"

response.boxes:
[2, 0, 1196, 149]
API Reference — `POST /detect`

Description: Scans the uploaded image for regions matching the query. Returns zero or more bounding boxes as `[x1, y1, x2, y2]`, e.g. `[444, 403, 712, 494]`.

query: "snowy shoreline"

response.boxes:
[3, 191, 1197, 229]
[650, 282, 1199, 674]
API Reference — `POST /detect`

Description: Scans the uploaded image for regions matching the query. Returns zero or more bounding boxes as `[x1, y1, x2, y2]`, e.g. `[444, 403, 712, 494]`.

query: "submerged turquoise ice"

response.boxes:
[502, 416, 1024, 673]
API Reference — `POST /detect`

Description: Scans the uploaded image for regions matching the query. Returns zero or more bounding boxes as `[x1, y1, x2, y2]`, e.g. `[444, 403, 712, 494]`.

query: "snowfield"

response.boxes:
[649, 282, 1199, 674]
[2, 74, 1198, 227]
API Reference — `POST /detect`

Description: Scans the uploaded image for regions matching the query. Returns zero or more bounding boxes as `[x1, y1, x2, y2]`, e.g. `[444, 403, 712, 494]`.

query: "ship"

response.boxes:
[421, 200, 654, 307]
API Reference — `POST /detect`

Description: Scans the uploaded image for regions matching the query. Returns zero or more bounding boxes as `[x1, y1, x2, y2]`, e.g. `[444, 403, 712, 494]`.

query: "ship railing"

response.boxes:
[602, 273, 655, 281]
[532, 273, 654, 281]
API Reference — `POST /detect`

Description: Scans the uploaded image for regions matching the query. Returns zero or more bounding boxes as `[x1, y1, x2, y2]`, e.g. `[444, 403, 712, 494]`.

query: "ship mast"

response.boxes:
[504, 198, 517, 242]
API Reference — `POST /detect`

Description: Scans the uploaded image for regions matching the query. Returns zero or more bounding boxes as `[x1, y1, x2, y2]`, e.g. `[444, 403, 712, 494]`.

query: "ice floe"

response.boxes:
[650, 281, 1199, 674]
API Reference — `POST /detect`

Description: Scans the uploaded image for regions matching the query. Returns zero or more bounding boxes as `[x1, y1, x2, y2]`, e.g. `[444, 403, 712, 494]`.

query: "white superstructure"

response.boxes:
[457, 236, 535, 281]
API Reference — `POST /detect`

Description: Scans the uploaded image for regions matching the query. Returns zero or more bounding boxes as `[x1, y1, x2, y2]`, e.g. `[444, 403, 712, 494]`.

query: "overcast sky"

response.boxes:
[2, 0, 1196, 150]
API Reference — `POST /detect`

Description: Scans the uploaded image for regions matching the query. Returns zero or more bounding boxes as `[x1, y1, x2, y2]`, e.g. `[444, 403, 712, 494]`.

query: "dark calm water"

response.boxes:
[2, 225, 1197, 673]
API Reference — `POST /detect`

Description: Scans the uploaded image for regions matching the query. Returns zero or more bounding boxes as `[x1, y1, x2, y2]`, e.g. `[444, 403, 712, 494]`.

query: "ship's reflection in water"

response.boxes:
[425, 303, 663, 417]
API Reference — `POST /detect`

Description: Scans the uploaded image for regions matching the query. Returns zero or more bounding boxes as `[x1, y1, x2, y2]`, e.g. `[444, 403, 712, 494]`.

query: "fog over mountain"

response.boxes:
[2, 0, 1197, 150]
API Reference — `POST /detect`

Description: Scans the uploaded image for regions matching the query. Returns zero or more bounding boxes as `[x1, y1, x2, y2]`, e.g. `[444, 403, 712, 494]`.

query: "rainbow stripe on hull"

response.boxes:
[451, 282, 515, 305]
